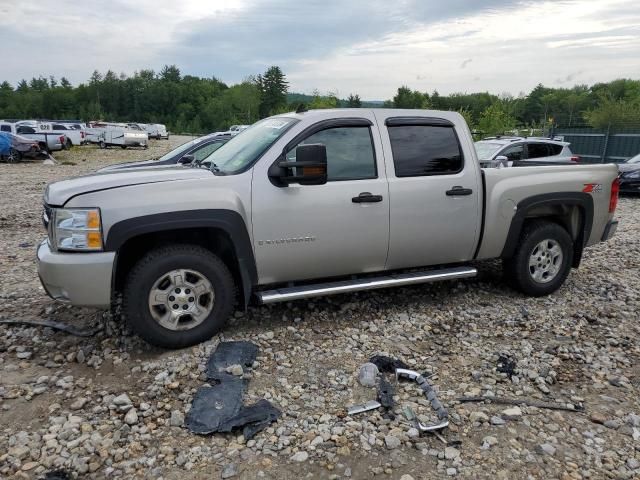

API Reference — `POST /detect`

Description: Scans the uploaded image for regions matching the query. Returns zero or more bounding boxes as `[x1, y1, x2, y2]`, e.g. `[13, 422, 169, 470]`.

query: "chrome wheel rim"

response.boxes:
[528, 239, 563, 284]
[7, 149, 18, 163]
[148, 269, 214, 331]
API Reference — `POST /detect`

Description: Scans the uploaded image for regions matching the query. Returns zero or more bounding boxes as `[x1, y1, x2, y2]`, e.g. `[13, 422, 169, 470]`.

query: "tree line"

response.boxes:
[1, 65, 639, 136]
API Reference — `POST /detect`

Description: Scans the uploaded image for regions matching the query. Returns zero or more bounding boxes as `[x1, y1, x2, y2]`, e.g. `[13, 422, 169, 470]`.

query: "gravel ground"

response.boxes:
[1, 139, 639, 479]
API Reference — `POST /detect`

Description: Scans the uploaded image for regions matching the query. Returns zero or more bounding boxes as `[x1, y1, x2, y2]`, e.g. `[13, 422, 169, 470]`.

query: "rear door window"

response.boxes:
[527, 143, 551, 158]
[500, 144, 524, 161]
[388, 125, 463, 176]
[548, 144, 563, 155]
[17, 126, 35, 134]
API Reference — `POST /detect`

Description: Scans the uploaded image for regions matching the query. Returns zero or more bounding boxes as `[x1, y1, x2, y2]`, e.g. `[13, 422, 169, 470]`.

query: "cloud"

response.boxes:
[0, 0, 639, 99]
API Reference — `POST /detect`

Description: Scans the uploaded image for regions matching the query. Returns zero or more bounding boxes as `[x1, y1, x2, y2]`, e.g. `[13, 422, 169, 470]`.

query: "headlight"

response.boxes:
[51, 208, 103, 251]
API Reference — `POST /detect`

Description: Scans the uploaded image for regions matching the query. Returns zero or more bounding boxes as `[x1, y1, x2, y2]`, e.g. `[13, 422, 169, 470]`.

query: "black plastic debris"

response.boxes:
[370, 354, 409, 373]
[496, 354, 516, 378]
[206, 340, 258, 380]
[218, 399, 282, 439]
[184, 377, 246, 434]
[41, 471, 71, 480]
[377, 376, 395, 409]
[186, 341, 280, 439]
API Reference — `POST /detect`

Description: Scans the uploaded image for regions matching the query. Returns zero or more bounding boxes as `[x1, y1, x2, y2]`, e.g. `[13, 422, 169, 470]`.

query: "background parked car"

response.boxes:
[0, 131, 44, 162]
[16, 121, 83, 148]
[0, 121, 65, 152]
[618, 153, 640, 194]
[98, 134, 230, 171]
[475, 136, 580, 167]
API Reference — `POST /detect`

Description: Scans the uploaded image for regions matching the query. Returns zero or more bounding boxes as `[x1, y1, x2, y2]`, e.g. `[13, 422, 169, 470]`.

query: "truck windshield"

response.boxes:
[474, 142, 504, 160]
[204, 117, 298, 174]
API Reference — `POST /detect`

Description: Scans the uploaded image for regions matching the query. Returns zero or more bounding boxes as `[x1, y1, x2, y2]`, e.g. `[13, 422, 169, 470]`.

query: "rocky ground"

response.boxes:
[1, 139, 639, 479]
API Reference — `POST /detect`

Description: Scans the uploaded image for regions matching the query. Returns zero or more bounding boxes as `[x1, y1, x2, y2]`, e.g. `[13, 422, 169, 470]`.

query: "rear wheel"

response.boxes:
[65, 138, 73, 149]
[99, 141, 106, 149]
[503, 220, 573, 296]
[122, 244, 235, 348]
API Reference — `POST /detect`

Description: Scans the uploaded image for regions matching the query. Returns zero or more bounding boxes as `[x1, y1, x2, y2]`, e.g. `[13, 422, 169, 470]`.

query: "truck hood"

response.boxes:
[45, 167, 213, 206]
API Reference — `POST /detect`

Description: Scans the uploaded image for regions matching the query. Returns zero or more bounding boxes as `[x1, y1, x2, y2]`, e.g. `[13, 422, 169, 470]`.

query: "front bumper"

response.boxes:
[37, 240, 115, 307]
[601, 220, 618, 242]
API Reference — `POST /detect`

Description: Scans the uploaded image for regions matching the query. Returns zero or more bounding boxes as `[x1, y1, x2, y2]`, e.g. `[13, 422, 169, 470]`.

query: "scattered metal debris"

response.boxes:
[0, 318, 103, 337]
[186, 341, 280, 439]
[396, 368, 449, 432]
[456, 396, 585, 412]
[347, 400, 382, 416]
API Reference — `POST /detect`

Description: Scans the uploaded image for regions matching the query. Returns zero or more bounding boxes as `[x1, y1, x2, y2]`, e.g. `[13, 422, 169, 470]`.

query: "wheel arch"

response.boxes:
[501, 192, 593, 267]
[107, 210, 257, 309]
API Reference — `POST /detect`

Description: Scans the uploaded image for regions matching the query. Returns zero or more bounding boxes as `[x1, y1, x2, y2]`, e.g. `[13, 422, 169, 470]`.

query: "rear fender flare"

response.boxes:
[501, 192, 593, 266]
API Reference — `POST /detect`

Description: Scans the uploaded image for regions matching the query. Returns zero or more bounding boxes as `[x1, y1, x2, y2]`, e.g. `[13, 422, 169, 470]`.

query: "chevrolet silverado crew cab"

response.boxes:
[38, 109, 620, 348]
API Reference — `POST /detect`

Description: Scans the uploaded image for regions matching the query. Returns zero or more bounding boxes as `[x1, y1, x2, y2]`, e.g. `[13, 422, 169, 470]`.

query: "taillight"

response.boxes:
[81, 131, 85, 139]
[570, 155, 580, 163]
[60, 136, 65, 143]
[609, 178, 620, 213]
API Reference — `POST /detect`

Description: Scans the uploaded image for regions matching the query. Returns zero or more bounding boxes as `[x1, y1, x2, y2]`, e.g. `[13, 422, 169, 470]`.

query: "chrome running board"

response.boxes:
[257, 266, 477, 304]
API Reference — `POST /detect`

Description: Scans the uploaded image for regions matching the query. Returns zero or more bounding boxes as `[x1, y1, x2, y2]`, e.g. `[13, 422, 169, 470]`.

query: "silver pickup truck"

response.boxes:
[37, 109, 620, 348]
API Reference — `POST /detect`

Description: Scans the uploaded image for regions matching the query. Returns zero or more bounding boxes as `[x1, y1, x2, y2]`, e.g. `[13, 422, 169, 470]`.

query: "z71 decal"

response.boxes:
[583, 183, 603, 193]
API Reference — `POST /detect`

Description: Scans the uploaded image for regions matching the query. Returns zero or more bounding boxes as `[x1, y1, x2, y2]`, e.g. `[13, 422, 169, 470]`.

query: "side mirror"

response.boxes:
[494, 155, 511, 168]
[269, 144, 328, 186]
[178, 154, 195, 165]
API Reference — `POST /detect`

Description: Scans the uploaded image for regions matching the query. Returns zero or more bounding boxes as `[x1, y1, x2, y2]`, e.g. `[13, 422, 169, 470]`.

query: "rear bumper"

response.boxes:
[37, 240, 114, 307]
[601, 220, 618, 242]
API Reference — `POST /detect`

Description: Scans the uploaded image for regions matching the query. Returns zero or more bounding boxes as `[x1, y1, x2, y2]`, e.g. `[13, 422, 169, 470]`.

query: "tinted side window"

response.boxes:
[193, 142, 224, 162]
[388, 125, 462, 176]
[52, 124, 67, 130]
[501, 144, 524, 161]
[1, 125, 11, 132]
[287, 126, 376, 181]
[548, 144, 563, 155]
[527, 143, 550, 158]
[17, 126, 35, 134]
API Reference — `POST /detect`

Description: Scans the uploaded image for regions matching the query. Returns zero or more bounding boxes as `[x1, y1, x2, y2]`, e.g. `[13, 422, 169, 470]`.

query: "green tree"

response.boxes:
[393, 86, 426, 109]
[477, 104, 516, 136]
[257, 66, 288, 116]
[347, 93, 361, 107]
[583, 97, 640, 129]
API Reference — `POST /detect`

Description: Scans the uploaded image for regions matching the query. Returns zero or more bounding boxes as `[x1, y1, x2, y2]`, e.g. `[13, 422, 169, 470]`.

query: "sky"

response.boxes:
[1, 0, 639, 99]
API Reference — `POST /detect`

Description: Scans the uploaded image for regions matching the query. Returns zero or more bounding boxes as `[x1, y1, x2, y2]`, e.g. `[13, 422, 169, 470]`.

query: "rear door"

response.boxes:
[376, 113, 482, 269]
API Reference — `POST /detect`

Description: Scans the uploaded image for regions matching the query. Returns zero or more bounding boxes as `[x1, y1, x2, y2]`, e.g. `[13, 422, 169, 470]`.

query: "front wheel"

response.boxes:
[99, 141, 106, 149]
[122, 244, 236, 348]
[503, 220, 573, 297]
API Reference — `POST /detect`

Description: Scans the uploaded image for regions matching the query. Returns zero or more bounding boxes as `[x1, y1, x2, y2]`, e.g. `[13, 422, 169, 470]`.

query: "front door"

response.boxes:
[376, 113, 482, 269]
[251, 115, 390, 284]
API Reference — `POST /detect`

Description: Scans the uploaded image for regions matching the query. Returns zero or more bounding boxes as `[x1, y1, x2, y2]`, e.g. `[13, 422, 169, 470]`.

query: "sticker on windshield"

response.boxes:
[263, 120, 289, 130]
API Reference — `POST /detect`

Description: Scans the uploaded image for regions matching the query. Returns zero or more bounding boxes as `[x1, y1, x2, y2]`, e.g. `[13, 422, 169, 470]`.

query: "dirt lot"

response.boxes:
[1, 139, 639, 479]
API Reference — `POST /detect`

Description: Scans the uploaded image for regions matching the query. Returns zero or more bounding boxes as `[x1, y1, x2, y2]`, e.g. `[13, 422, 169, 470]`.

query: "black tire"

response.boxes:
[99, 141, 106, 149]
[66, 138, 73, 149]
[7, 148, 21, 163]
[122, 244, 236, 349]
[121, 145, 127, 149]
[503, 220, 573, 297]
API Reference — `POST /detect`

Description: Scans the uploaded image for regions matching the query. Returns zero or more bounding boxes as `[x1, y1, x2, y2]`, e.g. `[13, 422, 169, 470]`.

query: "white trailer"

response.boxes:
[145, 123, 169, 140]
[86, 122, 148, 149]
